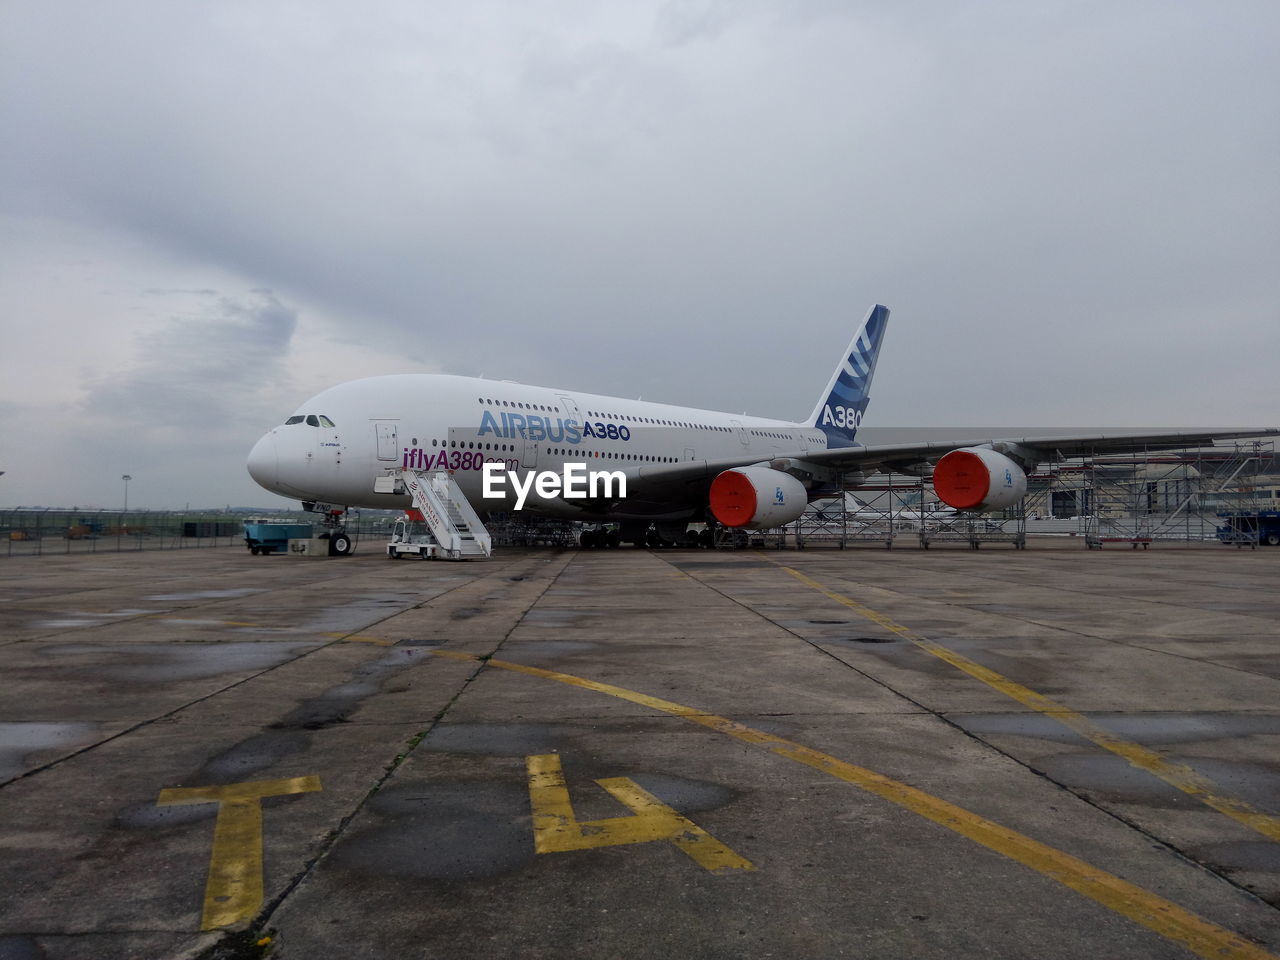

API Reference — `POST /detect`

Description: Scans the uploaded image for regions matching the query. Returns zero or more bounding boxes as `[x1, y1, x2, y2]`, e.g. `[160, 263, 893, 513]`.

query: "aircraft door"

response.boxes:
[730, 420, 749, 446]
[556, 395, 581, 424]
[374, 421, 399, 461]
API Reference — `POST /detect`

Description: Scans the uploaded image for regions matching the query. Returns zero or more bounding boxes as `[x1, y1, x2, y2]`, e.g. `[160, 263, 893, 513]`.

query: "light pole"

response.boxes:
[122, 475, 132, 513]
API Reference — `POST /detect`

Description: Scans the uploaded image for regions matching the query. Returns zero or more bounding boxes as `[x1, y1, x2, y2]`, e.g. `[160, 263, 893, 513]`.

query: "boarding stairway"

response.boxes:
[377, 469, 492, 559]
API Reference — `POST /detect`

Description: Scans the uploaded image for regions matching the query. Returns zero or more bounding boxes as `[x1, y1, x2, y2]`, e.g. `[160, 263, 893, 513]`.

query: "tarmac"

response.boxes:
[0, 539, 1278, 960]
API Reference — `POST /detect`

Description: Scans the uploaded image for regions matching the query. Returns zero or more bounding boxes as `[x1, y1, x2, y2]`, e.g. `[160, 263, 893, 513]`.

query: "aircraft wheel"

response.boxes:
[606, 531, 620, 548]
[330, 533, 353, 556]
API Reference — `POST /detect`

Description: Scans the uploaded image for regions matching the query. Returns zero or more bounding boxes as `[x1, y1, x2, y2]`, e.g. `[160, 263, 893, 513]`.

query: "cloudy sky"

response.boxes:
[2, 1, 1277, 509]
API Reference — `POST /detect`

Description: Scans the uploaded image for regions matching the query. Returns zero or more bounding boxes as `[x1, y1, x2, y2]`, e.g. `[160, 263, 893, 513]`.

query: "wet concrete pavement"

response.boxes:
[0, 541, 1278, 959]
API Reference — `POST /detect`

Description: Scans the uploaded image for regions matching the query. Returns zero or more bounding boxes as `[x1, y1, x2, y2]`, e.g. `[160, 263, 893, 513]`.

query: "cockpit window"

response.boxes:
[284, 416, 305, 425]
[305, 415, 320, 427]
[318, 415, 335, 427]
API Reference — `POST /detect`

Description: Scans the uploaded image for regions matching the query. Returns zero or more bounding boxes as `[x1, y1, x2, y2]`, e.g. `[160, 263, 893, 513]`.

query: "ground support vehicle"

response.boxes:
[242, 520, 314, 555]
[387, 518, 442, 559]
[1217, 510, 1280, 547]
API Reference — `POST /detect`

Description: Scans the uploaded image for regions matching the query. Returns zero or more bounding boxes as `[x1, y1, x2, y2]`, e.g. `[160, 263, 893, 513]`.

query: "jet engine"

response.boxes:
[710, 467, 808, 529]
[932, 447, 1028, 511]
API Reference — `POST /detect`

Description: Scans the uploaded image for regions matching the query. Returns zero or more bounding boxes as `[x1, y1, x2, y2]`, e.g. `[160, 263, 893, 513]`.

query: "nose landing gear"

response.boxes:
[303, 502, 358, 556]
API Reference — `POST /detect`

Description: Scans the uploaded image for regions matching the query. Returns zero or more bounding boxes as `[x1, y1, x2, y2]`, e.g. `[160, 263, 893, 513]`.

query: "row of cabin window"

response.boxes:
[547, 448, 676, 463]
[438, 440, 516, 451]
[586, 410, 730, 431]
[283, 415, 335, 427]
[475, 396, 737, 434]
[478, 398, 559, 413]
[430, 437, 675, 463]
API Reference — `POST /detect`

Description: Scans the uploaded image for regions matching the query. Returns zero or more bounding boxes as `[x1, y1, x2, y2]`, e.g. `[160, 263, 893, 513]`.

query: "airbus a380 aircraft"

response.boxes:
[246, 305, 1275, 547]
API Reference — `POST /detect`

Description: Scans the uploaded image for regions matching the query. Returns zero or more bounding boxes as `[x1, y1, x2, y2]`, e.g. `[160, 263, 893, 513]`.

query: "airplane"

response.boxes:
[246, 305, 1276, 550]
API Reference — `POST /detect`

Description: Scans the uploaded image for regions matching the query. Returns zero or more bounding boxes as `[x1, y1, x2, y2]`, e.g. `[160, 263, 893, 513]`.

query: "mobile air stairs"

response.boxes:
[374, 469, 492, 560]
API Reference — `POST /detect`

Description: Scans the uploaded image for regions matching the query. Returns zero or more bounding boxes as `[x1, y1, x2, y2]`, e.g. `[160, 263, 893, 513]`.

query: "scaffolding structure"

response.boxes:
[1020, 440, 1275, 549]
[485, 512, 580, 547]
[784, 473, 1026, 550]
[770, 439, 1275, 551]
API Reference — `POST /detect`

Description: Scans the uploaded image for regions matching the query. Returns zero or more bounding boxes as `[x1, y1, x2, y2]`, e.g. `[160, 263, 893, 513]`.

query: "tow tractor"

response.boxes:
[387, 510, 441, 559]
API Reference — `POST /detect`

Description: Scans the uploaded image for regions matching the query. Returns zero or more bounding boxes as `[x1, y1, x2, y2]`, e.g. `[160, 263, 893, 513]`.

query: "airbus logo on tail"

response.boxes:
[821, 404, 863, 430]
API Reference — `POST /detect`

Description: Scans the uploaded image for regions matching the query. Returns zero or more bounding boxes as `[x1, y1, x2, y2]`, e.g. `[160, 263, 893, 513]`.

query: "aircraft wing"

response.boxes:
[603, 428, 1277, 509]
[798, 428, 1279, 473]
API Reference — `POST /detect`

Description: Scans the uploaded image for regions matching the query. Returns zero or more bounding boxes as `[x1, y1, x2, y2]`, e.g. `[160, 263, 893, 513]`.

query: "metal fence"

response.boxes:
[0, 508, 407, 558]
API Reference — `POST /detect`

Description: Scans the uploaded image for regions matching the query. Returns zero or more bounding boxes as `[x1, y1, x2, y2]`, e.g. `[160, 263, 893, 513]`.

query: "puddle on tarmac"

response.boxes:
[33, 609, 158, 629]
[625, 773, 736, 813]
[270, 649, 429, 730]
[956, 712, 1280, 746]
[39, 641, 319, 683]
[1035, 751, 1280, 808]
[671, 560, 775, 569]
[0, 721, 99, 781]
[420, 723, 576, 756]
[500, 640, 599, 659]
[1192, 840, 1280, 875]
[197, 730, 311, 783]
[146, 588, 263, 601]
[0, 935, 46, 960]
[297, 596, 421, 633]
[522, 609, 585, 627]
[327, 781, 533, 881]
[116, 801, 218, 829]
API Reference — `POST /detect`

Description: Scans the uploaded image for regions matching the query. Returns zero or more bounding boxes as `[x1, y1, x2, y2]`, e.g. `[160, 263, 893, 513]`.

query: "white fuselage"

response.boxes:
[247, 374, 830, 520]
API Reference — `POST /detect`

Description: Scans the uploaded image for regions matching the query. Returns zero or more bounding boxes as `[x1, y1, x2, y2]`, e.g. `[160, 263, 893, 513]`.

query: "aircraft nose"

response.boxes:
[247, 432, 278, 489]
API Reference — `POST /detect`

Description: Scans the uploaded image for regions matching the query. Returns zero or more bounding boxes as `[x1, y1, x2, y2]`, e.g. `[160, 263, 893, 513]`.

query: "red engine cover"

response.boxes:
[932, 450, 990, 510]
[933, 447, 1027, 512]
[709, 470, 758, 528]
[709, 467, 809, 529]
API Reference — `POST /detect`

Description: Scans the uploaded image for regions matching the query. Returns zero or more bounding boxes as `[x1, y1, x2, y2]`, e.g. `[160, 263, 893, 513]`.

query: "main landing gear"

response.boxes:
[579, 527, 620, 549]
[579, 522, 716, 549]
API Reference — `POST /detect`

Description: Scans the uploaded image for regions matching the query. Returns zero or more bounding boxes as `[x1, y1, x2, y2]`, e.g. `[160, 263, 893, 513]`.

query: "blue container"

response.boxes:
[243, 521, 314, 555]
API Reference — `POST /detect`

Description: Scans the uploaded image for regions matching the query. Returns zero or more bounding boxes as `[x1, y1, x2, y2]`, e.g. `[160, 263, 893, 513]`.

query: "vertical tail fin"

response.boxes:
[806, 304, 890, 447]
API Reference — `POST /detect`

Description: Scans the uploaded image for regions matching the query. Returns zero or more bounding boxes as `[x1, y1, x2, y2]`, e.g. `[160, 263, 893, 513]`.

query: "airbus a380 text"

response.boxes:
[247, 305, 1275, 547]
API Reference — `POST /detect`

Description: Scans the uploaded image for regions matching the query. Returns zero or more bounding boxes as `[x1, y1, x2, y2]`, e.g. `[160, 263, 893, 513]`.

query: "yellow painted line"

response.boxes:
[774, 563, 1280, 845]
[434, 650, 1277, 960]
[157, 776, 322, 930]
[526, 754, 753, 872]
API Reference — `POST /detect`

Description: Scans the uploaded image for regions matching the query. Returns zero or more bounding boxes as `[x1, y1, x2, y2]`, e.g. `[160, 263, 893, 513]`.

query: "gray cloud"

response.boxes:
[83, 290, 297, 430]
[1, 1, 1277, 506]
